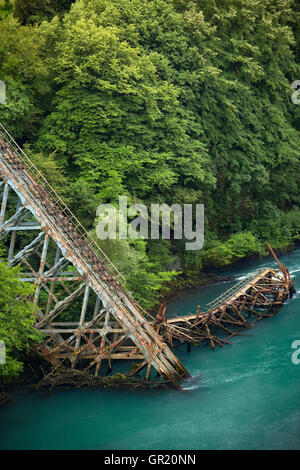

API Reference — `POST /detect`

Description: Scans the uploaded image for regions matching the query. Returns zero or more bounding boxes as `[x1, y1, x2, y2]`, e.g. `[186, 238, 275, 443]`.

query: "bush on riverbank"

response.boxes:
[0, 253, 42, 382]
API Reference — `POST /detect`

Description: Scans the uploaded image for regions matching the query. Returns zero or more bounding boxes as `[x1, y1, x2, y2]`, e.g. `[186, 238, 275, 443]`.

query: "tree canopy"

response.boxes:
[0, 0, 299, 308]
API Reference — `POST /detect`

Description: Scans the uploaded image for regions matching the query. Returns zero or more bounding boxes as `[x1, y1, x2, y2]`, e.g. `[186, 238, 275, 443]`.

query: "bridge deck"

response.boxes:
[157, 266, 294, 349]
[167, 268, 273, 324]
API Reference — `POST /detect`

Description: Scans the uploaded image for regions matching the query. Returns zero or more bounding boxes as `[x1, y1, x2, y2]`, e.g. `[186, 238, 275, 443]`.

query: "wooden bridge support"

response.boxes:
[157, 267, 295, 350]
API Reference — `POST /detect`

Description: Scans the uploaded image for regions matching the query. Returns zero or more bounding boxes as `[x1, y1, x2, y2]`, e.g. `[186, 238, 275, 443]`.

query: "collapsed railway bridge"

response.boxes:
[0, 124, 295, 389]
[158, 263, 295, 350]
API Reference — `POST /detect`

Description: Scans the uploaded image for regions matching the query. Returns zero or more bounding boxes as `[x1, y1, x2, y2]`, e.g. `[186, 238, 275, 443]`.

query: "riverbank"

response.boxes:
[0, 359, 40, 407]
[0, 391, 12, 406]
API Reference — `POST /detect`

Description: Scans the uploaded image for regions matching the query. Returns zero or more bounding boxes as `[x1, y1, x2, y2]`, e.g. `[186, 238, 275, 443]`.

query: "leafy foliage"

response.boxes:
[0, 15, 49, 138]
[203, 232, 264, 268]
[100, 238, 178, 310]
[0, 0, 13, 19]
[0, 252, 42, 380]
[14, 0, 74, 25]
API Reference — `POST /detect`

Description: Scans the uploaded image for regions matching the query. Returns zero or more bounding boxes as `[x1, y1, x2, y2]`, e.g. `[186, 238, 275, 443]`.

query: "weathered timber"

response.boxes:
[156, 264, 295, 350]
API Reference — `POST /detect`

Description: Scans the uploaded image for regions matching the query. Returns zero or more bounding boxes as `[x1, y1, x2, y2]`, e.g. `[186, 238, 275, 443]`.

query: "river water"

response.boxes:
[1, 249, 300, 450]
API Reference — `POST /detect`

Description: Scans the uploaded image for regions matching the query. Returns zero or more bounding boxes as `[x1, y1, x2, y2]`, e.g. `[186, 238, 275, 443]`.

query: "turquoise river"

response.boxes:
[1, 248, 300, 450]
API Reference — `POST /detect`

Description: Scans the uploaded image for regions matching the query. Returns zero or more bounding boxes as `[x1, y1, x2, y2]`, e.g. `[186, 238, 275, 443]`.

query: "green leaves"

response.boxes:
[0, 255, 42, 381]
[203, 232, 264, 268]
[36, 0, 214, 202]
[91, 236, 178, 309]
[0, 15, 49, 138]
[1, 0, 300, 311]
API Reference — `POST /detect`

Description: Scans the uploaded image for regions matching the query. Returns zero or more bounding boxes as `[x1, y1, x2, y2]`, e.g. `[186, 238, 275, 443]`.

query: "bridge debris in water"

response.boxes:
[0, 122, 295, 390]
[156, 262, 295, 350]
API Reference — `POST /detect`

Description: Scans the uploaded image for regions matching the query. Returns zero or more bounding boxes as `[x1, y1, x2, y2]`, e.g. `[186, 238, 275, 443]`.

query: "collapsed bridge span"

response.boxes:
[156, 265, 295, 350]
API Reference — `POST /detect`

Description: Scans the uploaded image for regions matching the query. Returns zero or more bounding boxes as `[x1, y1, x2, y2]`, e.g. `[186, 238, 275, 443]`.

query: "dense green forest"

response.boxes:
[0, 0, 300, 318]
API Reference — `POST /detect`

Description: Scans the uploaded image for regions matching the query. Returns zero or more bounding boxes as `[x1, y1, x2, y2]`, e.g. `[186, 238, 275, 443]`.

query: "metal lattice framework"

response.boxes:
[0, 123, 190, 388]
[159, 267, 295, 348]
